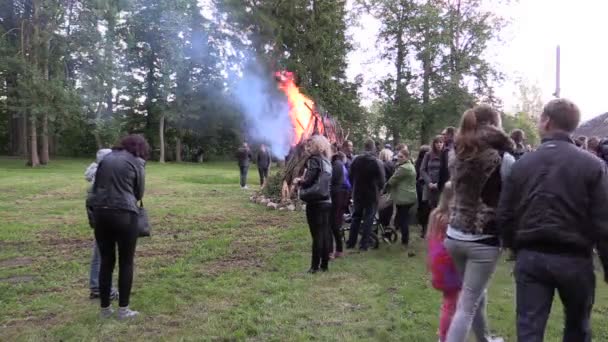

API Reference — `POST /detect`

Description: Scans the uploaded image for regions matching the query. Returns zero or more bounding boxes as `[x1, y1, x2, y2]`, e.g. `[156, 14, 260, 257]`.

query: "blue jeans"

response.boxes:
[347, 201, 377, 250]
[444, 238, 500, 342]
[515, 250, 594, 342]
[89, 241, 100, 291]
[239, 165, 249, 187]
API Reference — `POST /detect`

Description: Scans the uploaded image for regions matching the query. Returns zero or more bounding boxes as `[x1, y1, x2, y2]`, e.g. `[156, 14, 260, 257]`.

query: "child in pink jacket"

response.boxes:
[427, 182, 461, 341]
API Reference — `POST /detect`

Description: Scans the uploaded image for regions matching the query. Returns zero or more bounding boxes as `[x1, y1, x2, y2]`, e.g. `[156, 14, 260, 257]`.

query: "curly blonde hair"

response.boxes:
[307, 135, 332, 159]
[378, 148, 394, 162]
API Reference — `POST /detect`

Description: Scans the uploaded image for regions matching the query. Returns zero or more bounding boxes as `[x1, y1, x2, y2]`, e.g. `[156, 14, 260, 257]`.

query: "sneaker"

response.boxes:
[117, 307, 139, 320]
[90, 291, 100, 299]
[488, 337, 505, 342]
[334, 252, 344, 258]
[307, 268, 319, 274]
[100, 306, 114, 319]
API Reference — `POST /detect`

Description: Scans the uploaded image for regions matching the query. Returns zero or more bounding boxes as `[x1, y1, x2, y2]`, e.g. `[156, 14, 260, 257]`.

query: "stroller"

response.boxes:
[341, 200, 398, 249]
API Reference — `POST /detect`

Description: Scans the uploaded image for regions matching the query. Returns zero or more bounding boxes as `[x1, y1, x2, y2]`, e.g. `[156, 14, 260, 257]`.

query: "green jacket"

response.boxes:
[387, 160, 417, 205]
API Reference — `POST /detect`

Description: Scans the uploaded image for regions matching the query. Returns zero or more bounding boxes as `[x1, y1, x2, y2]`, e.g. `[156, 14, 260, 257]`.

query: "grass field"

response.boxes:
[1, 156, 607, 341]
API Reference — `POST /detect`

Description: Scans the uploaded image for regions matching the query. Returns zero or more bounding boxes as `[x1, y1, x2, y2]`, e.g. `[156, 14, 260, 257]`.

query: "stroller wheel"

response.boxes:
[385, 228, 398, 243]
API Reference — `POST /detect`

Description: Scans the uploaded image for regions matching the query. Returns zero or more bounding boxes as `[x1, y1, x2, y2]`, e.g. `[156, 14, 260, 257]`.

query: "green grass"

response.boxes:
[1, 156, 607, 341]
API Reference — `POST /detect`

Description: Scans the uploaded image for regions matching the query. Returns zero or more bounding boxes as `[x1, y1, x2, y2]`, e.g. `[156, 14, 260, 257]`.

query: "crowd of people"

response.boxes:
[82, 98, 608, 341]
[293, 99, 608, 342]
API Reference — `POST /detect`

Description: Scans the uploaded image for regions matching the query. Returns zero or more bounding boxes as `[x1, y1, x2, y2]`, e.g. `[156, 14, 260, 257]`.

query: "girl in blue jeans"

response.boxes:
[444, 105, 511, 342]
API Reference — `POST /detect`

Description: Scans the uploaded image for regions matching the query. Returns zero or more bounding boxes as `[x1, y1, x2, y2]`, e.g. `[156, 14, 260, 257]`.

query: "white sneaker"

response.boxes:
[117, 306, 139, 320]
[488, 337, 505, 342]
[100, 306, 114, 319]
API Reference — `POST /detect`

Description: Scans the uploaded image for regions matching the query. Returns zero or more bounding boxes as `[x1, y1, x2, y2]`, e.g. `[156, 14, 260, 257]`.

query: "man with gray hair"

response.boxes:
[498, 98, 608, 341]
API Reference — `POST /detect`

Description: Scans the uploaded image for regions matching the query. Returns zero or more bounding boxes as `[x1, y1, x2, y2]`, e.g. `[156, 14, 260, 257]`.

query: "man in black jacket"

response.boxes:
[346, 139, 386, 251]
[256, 144, 271, 187]
[497, 99, 608, 342]
[236, 142, 252, 189]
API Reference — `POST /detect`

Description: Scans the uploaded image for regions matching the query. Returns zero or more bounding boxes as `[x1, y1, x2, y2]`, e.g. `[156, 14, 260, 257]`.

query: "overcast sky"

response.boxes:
[346, 0, 608, 121]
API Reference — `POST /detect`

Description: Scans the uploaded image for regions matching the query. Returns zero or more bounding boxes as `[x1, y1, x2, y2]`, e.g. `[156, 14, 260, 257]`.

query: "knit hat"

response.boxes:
[96, 149, 112, 163]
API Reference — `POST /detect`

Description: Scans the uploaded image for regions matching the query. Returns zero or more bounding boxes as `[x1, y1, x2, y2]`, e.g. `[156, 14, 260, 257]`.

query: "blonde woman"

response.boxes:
[294, 135, 333, 273]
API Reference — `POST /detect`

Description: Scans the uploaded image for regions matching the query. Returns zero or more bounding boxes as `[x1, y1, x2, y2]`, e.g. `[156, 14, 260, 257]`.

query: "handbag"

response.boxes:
[299, 158, 332, 203]
[137, 200, 151, 237]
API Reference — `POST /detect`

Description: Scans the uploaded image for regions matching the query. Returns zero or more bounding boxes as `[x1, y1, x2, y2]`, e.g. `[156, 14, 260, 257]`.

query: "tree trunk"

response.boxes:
[94, 132, 103, 150]
[40, 113, 49, 164]
[40, 38, 51, 165]
[175, 136, 182, 162]
[420, 48, 432, 145]
[29, 116, 40, 167]
[159, 114, 165, 163]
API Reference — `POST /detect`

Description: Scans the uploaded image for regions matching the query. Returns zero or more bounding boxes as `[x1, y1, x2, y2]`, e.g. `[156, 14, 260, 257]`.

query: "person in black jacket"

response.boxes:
[346, 139, 386, 251]
[236, 142, 252, 189]
[88, 134, 149, 320]
[256, 144, 271, 187]
[294, 135, 333, 273]
[497, 98, 608, 342]
[330, 152, 351, 258]
[415, 145, 431, 237]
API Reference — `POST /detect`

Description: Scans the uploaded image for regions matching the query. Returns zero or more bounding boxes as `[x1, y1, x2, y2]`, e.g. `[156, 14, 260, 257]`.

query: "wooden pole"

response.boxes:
[553, 45, 561, 98]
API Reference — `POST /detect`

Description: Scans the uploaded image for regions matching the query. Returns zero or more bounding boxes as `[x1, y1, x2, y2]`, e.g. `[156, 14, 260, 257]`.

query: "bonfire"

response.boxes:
[273, 71, 345, 201]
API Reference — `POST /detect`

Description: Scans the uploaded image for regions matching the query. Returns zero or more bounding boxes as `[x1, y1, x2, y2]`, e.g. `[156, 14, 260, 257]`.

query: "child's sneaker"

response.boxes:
[100, 306, 114, 319]
[118, 306, 139, 320]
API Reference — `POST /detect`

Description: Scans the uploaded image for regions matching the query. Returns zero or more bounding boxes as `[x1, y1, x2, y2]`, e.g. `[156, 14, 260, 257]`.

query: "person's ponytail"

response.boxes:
[455, 109, 479, 158]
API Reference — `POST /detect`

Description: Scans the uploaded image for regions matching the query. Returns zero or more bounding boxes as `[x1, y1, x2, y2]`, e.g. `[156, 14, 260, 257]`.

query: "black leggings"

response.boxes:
[94, 209, 138, 308]
[305, 203, 331, 270]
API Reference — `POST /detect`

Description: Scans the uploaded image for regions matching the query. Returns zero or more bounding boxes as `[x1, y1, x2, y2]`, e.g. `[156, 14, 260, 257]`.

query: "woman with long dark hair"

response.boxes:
[444, 105, 512, 342]
[415, 145, 431, 237]
[421, 135, 445, 208]
[294, 135, 333, 273]
[89, 134, 149, 319]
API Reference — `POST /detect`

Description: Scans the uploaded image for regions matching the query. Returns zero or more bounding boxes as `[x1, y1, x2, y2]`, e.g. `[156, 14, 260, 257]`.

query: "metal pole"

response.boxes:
[553, 45, 561, 98]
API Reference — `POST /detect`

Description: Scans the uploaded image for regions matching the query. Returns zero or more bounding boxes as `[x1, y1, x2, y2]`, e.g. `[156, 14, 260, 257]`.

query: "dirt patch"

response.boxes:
[200, 242, 265, 277]
[2, 312, 58, 328]
[0, 257, 33, 268]
[0, 275, 36, 283]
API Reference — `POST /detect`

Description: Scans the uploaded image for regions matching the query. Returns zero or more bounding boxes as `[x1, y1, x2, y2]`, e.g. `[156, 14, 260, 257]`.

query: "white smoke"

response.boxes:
[230, 61, 294, 158]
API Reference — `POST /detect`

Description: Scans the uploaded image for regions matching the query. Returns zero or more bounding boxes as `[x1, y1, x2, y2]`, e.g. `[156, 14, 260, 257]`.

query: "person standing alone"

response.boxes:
[256, 144, 271, 187]
[498, 99, 608, 342]
[236, 142, 252, 189]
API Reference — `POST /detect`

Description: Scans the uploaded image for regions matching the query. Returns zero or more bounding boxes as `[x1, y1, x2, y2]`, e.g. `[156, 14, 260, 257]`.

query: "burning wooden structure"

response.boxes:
[273, 71, 345, 200]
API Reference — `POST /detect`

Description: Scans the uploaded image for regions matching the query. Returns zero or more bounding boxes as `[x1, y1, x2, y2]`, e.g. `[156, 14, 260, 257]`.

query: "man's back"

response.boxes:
[350, 153, 385, 206]
[499, 133, 608, 255]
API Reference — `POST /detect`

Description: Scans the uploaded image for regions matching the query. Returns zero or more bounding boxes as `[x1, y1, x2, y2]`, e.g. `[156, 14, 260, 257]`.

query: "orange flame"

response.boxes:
[276, 71, 322, 145]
